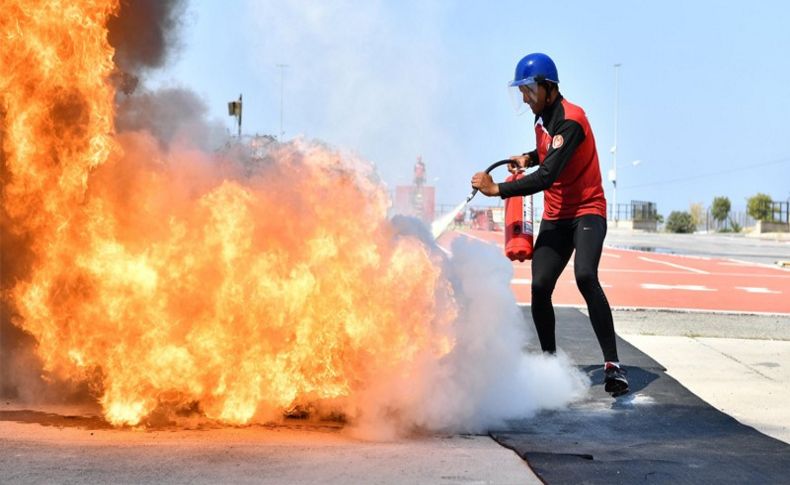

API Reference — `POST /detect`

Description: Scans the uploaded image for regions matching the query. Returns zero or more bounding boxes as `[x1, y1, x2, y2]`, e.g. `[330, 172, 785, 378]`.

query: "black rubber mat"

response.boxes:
[490, 307, 790, 484]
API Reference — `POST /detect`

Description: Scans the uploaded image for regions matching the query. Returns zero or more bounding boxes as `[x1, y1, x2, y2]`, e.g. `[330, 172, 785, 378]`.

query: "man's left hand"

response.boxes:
[471, 172, 499, 196]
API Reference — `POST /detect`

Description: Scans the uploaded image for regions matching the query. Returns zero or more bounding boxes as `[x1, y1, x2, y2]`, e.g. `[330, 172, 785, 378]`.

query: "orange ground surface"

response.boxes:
[441, 230, 789, 314]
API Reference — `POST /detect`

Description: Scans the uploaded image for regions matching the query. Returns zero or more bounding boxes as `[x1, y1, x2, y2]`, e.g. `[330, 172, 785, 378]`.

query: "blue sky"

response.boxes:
[150, 0, 790, 216]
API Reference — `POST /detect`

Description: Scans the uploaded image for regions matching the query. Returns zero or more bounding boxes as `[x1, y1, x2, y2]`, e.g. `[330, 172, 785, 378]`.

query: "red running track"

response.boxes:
[440, 230, 790, 315]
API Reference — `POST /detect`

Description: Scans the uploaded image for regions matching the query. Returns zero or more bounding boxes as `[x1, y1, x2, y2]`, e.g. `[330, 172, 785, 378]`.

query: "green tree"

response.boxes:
[747, 193, 773, 221]
[666, 211, 696, 233]
[711, 196, 731, 229]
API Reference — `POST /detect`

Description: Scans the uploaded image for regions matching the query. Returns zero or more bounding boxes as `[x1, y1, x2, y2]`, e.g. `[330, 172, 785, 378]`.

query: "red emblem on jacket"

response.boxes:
[552, 134, 564, 149]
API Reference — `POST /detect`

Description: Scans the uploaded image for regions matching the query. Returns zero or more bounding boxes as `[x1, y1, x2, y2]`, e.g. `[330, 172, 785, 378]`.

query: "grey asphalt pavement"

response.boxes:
[0, 416, 538, 485]
[604, 227, 790, 266]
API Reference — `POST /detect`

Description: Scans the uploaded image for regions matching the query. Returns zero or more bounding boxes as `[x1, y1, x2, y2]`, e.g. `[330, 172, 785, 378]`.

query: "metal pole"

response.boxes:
[612, 63, 621, 222]
[276, 64, 288, 140]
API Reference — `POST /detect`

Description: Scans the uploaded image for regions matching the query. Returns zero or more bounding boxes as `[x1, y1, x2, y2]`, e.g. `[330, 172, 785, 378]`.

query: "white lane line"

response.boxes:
[638, 256, 709, 274]
[511, 278, 531, 285]
[736, 287, 781, 294]
[602, 252, 622, 258]
[641, 283, 716, 291]
[523, 303, 790, 317]
[597, 268, 789, 278]
[725, 257, 790, 272]
[608, 246, 711, 260]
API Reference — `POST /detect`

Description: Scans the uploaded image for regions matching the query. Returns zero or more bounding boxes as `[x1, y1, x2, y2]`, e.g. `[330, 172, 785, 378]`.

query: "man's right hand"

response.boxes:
[508, 154, 530, 174]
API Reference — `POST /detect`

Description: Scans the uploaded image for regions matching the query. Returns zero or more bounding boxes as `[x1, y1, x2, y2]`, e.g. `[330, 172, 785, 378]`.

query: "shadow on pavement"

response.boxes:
[0, 409, 112, 430]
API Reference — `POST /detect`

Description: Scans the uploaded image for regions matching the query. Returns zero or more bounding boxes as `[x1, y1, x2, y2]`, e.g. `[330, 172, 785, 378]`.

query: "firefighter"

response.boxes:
[471, 53, 629, 397]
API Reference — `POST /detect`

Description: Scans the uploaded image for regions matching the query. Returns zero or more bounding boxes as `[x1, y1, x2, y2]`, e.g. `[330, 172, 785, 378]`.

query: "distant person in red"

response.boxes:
[471, 53, 629, 397]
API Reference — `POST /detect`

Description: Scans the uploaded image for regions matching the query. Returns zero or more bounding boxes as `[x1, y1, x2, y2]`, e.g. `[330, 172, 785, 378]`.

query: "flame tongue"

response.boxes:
[2, 1, 457, 426]
[1, 0, 119, 371]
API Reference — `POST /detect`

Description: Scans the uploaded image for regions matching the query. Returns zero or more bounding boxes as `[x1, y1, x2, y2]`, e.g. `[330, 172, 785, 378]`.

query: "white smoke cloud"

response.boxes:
[437, 235, 589, 429]
[244, 0, 455, 189]
[351, 217, 589, 438]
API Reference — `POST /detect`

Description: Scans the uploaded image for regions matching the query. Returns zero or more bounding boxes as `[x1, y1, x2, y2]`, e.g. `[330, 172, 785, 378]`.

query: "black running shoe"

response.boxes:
[604, 363, 629, 397]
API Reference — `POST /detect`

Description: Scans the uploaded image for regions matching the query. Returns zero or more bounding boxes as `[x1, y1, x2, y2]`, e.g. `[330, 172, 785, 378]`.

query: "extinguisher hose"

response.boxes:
[431, 159, 513, 240]
[466, 159, 512, 203]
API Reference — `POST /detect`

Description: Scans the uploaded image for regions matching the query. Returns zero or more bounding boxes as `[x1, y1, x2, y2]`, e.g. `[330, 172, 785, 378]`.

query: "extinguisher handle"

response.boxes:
[467, 159, 513, 202]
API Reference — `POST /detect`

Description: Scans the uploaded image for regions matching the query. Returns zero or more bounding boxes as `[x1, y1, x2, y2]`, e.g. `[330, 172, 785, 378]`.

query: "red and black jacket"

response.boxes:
[498, 95, 607, 221]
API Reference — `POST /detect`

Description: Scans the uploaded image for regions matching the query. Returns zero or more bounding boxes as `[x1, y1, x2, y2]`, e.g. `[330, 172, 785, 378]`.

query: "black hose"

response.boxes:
[468, 159, 512, 201]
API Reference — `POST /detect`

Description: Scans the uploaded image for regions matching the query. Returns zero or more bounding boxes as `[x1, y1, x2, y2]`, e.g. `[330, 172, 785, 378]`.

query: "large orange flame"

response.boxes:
[2, 1, 458, 427]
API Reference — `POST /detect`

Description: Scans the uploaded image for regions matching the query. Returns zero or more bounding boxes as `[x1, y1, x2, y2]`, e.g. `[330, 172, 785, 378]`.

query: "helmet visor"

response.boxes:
[508, 82, 538, 115]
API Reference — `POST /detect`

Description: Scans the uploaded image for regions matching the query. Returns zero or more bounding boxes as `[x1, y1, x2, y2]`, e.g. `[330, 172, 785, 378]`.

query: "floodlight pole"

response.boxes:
[612, 63, 621, 222]
[276, 64, 289, 140]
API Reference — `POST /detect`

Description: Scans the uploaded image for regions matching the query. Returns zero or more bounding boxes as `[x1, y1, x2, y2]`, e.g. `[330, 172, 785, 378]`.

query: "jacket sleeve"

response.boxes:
[498, 120, 585, 198]
[524, 149, 539, 168]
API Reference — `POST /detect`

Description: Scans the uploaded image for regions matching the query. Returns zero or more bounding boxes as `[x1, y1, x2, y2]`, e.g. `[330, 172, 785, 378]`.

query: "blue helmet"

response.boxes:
[510, 53, 559, 86]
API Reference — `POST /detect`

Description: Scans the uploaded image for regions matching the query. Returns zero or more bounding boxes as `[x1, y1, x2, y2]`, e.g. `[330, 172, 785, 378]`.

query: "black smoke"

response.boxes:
[115, 87, 228, 150]
[107, 0, 188, 76]
[107, 1, 229, 150]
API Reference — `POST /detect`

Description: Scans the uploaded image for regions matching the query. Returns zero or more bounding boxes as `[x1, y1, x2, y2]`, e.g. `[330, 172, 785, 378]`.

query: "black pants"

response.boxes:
[530, 214, 619, 362]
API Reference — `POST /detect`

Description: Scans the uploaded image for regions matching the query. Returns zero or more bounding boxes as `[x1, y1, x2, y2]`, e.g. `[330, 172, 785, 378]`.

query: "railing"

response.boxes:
[435, 201, 544, 231]
[608, 201, 657, 222]
[435, 199, 788, 232]
[701, 201, 787, 232]
[700, 210, 755, 232]
[763, 200, 789, 224]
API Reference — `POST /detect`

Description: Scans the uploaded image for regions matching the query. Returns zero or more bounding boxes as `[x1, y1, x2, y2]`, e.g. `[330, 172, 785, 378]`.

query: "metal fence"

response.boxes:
[436, 199, 788, 233]
[607, 200, 658, 222]
[699, 201, 788, 232]
[607, 203, 630, 221]
[699, 210, 755, 232]
[762, 200, 789, 224]
[435, 200, 545, 231]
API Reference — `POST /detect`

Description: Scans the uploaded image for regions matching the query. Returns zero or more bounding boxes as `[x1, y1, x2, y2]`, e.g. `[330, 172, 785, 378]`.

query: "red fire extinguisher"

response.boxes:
[503, 172, 534, 262]
[435, 159, 533, 262]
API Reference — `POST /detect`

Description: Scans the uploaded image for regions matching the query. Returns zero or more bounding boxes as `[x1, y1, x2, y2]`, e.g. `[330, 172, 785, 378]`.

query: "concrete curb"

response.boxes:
[612, 308, 790, 341]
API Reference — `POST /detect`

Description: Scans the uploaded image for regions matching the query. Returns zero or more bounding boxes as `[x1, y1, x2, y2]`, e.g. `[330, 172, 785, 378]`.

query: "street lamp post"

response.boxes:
[276, 64, 289, 141]
[611, 63, 621, 223]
